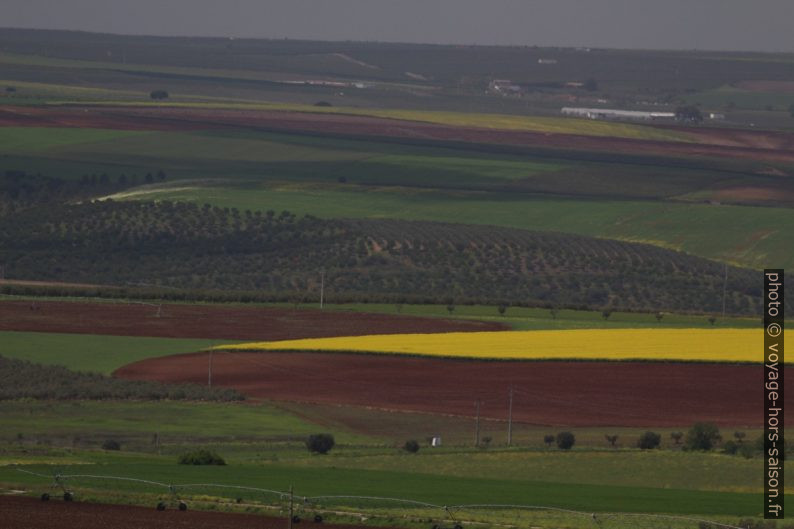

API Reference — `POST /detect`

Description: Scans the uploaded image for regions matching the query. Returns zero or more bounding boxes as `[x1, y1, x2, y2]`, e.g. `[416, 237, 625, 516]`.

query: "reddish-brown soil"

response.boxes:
[0, 300, 505, 340]
[0, 495, 376, 529]
[115, 351, 785, 428]
[735, 80, 794, 93]
[2, 104, 793, 164]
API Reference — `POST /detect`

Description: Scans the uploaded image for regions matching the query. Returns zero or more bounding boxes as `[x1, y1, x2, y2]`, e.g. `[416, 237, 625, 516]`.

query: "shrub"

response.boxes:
[637, 431, 661, 450]
[685, 422, 721, 451]
[404, 440, 420, 453]
[556, 431, 575, 450]
[738, 443, 757, 459]
[178, 449, 226, 465]
[306, 433, 335, 454]
[101, 439, 121, 451]
[543, 434, 555, 447]
[722, 440, 739, 455]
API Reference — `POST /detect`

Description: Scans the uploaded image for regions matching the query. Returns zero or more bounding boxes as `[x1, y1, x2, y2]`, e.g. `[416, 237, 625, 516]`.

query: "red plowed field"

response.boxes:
[115, 352, 783, 427]
[0, 300, 505, 340]
[0, 495, 377, 529]
[2, 105, 793, 163]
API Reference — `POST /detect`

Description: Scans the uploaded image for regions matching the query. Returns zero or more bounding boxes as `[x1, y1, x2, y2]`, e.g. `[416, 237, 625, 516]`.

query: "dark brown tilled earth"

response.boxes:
[0, 300, 506, 340]
[116, 352, 785, 428]
[0, 496, 386, 529]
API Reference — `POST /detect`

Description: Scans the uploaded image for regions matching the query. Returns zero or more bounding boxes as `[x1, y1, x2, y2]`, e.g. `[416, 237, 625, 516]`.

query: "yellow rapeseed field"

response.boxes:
[218, 328, 787, 363]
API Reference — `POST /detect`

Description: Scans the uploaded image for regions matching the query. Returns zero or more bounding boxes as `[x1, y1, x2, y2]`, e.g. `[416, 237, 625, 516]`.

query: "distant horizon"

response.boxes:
[2, 25, 793, 56]
[1, 0, 793, 54]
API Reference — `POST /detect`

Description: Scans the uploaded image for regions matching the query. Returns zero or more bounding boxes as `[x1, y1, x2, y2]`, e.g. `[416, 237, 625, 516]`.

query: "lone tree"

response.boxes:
[556, 431, 576, 450]
[543, 434, 555, 448]
[685, 422, 721, 451]
[655, 312, 664, 323]
[637, 431, 662, 450]
[708, 316, 717, 326]
[549, 307, 558, 320]
[670, 432, 683, 445]
[605, 434, 619, 448]
[306, 433, 335, 454]
[601, 309, 612, 321]
[403, 440, 420, 453]
[497, 304, 508, 316]
[734, 431, 746, 444]
[150, 89, 169, 100]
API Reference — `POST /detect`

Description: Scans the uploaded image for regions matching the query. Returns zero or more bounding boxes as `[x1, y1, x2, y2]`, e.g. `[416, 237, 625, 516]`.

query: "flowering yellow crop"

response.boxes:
[219, 328, 788, 363]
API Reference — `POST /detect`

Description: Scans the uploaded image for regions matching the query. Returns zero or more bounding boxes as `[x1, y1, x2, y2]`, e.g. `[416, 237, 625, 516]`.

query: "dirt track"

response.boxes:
[0, 300, 505, 340]
[2, 105, 793, 164]
[0, 495, 374, 529]
[115, 351, 784, 428]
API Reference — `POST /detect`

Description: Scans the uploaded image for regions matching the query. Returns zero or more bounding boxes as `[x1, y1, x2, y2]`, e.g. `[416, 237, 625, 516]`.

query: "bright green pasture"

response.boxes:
[0, 401, 373, 446]
[0, 331, 220, 373]
[0, 127, 146, 153]
[0, 400, 351, 442]
[280, 448, 769, 494]
[0, 458, 769, 516]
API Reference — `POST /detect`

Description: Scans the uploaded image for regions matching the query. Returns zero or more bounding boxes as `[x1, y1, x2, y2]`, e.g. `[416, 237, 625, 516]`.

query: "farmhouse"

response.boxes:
[561, 107, 676, 121]
[488, 79, 522, 94]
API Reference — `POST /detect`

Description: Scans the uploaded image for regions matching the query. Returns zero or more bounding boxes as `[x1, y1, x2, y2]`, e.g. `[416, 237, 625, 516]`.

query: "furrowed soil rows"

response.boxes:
[0, 300, 505, 340]
[115, 352, 786, 428]
[0, 495, 378, 529]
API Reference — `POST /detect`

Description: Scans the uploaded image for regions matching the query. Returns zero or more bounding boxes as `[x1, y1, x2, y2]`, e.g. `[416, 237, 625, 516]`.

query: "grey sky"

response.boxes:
[2, 0, 793, 53]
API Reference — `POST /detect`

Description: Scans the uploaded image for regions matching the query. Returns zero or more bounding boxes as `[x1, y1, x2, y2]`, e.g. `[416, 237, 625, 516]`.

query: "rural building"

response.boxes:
[488, 79, 522, 94]
[561, 107, 676, 121]
[538, 58, 558, 64]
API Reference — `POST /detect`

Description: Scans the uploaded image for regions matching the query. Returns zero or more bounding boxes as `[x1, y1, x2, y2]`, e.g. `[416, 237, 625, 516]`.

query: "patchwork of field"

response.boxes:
[4, 105, 794, 165]
[115, 352, 777, 427]
[3, 29, 794, 527]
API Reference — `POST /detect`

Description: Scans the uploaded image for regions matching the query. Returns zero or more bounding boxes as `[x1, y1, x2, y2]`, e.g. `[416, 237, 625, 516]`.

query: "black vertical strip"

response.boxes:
[764, 269, 784, 518]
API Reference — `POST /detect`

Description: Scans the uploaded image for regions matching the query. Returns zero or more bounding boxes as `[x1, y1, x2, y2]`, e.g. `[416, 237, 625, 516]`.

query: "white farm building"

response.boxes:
[561, 107, 676, 121]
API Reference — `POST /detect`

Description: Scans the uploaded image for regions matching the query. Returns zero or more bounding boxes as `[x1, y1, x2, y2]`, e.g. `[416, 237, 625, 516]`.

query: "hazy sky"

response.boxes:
[2, 0, 794, 53]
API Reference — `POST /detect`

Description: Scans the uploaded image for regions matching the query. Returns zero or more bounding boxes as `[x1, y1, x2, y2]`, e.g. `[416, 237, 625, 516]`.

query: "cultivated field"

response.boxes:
[115, 351, 777, 427]
[0, 300, 504, 341]
[219, 328, 780, 363]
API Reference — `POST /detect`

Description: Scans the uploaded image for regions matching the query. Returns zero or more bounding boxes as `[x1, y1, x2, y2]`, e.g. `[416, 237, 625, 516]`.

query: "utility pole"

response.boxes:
[507, 386, 513, 447]
[721, 263, 728, 318]
[288, 485, 294, 529]
[208, 350, 213, 388]
[474, 399, 481, 447]
[320, 269, 325, 309]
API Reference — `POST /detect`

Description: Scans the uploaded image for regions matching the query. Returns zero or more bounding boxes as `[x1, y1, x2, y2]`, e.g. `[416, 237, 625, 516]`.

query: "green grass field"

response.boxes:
[0, 400, 370, 446]
[0, 331, 223, 373]
[0, 457, 774, 517]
